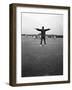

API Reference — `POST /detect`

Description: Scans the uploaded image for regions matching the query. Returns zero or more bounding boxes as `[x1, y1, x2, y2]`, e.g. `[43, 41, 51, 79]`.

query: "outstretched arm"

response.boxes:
[35, 28, 41, 31]
[45, 28, 51, 31]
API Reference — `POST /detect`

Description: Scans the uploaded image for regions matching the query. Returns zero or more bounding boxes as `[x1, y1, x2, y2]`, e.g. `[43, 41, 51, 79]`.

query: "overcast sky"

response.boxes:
[21, 12, 63, 35]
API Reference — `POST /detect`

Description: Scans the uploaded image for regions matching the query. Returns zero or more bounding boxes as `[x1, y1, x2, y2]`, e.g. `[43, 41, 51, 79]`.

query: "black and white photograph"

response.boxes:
[21, 12, 63, 77]
[9, 3, 70, 86]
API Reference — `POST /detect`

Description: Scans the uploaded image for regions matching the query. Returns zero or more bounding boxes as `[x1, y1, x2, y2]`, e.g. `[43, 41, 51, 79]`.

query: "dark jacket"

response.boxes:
[36, 28, 50, 38]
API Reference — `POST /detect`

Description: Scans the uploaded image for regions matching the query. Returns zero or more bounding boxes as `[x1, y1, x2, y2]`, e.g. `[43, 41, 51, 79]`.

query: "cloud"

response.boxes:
[22, 13, 63, 35]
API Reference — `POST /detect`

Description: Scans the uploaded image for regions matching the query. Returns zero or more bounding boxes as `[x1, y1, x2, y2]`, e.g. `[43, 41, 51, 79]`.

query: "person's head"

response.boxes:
[42, 26, 44, 29]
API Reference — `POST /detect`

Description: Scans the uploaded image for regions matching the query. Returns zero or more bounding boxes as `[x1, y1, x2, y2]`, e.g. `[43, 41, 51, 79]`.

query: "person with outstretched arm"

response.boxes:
[35, 26, 51, 46]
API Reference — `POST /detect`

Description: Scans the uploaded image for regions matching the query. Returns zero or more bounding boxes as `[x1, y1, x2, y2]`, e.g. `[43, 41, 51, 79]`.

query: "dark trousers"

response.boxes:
[40, 37, 46, 45]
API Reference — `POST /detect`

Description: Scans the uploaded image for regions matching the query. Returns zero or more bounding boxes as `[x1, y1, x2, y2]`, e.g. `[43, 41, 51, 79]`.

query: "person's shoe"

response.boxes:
[40, 44, 42, 46]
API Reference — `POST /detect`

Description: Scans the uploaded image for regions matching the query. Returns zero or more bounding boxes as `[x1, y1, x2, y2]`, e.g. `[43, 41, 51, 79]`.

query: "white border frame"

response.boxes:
[16, 7, 68, 83]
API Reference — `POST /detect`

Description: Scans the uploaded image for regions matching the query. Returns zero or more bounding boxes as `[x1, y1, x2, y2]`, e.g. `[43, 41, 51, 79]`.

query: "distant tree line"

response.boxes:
[21, 34, 63, 38]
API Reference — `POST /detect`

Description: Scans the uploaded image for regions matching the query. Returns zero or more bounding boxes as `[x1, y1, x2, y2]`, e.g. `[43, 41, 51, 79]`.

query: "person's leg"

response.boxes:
[40, 37, 42, 45]
[44, 37, 46, 45]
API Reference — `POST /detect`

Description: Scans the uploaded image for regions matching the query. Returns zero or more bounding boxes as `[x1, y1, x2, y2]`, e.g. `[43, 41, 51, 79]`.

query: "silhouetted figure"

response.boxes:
[35, 26, 51, 45]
